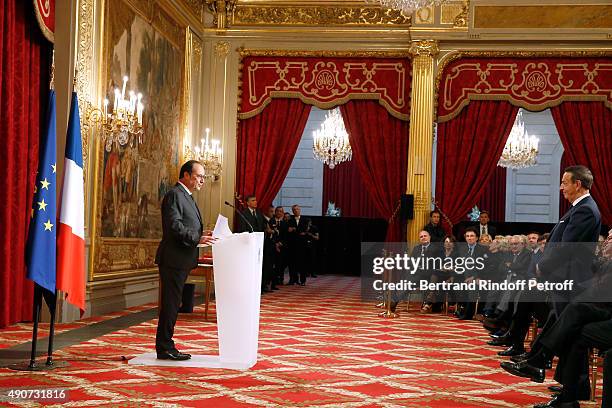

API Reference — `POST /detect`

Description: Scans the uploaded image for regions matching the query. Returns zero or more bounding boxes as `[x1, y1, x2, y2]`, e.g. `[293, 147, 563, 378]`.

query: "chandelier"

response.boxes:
[97, 76, 144, 152]
[312, 108, 352, 169]
[367, 0, 449, 15]
[497, 109, 540, 169]
[184, 128, 223, 180]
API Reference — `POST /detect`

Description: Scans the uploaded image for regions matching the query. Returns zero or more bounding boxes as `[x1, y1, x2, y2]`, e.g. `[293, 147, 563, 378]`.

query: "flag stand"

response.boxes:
[8, 286, 69, 371]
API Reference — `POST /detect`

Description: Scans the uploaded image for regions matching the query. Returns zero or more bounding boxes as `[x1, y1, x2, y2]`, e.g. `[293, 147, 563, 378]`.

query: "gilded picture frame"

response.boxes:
[89, 0, 191, 281]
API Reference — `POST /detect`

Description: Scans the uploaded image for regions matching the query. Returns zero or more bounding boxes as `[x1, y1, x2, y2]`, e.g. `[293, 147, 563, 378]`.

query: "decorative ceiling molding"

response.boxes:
[233, 5, 412, 26]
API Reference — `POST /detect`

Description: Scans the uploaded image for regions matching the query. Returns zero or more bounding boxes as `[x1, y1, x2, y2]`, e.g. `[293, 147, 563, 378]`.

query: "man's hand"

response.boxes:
[199, 235, 216, 245]
[288, 227, 296, 233]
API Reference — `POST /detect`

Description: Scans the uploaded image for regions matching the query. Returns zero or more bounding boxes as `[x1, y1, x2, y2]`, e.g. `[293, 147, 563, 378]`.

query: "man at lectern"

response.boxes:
[155, 160, 215, 361]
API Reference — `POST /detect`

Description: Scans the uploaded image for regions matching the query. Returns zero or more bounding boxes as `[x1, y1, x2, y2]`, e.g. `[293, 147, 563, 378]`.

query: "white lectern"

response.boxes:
[129, 231, 264, 370]
[211, 231, 263, 369]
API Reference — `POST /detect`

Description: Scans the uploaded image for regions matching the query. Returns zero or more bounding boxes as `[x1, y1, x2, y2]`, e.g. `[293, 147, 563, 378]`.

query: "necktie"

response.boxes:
[469, 246, 474, 257]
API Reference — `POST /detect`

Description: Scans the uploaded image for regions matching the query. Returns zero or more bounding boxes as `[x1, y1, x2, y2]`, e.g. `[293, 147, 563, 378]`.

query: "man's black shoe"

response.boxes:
[488, 335, 512, 347]
[500, 360, 545, 383]
[498, 345, 526, 357]
[533, 394, 579, 408]
[511, 352, 532, 363]
[157, 350, 192, 361]
[270, 285, 279, 290]
[548, 385, 563, 394]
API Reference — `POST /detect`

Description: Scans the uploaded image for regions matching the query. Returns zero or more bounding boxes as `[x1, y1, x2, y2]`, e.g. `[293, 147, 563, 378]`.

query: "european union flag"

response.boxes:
[26, 90, 57, 293]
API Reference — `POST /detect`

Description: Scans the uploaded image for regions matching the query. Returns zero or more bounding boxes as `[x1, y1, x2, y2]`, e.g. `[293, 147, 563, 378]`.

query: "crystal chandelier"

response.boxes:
[497, 109, 540, 169]
[367, 0, 449, 15]
[313, 108, 352, 169]
[184, 128, 223, 180]
[98, 76, 144, 152]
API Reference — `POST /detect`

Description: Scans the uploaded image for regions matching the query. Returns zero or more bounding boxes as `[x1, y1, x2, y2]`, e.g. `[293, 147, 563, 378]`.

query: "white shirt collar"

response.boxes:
[572, 192, 590, 206]
[178, 181, 192, 195]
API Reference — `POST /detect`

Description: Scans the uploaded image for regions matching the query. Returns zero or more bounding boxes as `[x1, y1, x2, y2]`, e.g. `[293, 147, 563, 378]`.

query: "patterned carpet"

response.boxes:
[0, 275, 603, 407]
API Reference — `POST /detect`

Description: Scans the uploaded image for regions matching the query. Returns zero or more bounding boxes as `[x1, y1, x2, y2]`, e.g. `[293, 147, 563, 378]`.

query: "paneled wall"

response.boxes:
[505, 109, 564, 223]
[273, 107, 326, 216]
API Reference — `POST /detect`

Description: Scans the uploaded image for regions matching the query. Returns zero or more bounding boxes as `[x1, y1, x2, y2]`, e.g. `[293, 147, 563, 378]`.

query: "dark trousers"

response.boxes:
[262, 247, 274, 289]
[541, 303, 612, 354]
[274, 248, 288, 283]
[156, 265, 190, 353]
[508, 301, 550, 347]
[556, 319, 612, 402]
[289, 246, 307, 284]
[604, 352, 611, 408]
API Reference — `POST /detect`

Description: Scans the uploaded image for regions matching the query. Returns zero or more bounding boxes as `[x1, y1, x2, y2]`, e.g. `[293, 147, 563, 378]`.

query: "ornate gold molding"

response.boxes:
[238, 48, 412, 59]
[233, 5, 411, 26]
[474, 4, 612, 29]
[409, 40, 440, 57]
[214, 41, 231, 58]
[207, 0, 237, 29]
[453, 0, 469, 28]
[76, 0, 96, 183]
[183, 0, 205, 24]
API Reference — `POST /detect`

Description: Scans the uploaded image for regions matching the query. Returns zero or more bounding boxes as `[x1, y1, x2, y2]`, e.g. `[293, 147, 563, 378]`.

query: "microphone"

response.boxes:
[224, 201, 254, 233]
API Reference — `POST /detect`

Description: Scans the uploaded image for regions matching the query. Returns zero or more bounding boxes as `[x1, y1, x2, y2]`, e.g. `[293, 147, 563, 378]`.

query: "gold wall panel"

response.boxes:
[440, 2, 465, 25]
[233, 5, 411, 26]
[474, 5, 612, 29]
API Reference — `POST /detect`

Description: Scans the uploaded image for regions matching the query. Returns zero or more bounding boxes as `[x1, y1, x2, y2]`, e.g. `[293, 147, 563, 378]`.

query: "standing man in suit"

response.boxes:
[238, 195, 266, 233]
[537, 165, 601, 313]
[155, 160, 215, 361]
[287, 204, 310, 285]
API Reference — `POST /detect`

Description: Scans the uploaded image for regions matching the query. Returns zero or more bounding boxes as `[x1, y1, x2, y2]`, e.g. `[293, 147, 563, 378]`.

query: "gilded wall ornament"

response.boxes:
[214, 41, 231, 58]
[409, 40, 440, 57]
[233, 5, 411, 26]
[207, 0, 237, 29]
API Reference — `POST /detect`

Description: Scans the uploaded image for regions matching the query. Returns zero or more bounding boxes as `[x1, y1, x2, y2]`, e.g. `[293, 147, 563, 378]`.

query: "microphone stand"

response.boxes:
[224, 201, 254, 233]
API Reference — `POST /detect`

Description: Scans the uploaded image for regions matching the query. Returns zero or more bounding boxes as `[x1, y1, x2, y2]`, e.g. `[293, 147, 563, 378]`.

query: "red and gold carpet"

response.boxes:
[0, 276, 603, 407]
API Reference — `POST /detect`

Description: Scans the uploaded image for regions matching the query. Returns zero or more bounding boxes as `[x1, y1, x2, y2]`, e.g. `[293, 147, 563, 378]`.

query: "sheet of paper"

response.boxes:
[212, 214, 233, 239]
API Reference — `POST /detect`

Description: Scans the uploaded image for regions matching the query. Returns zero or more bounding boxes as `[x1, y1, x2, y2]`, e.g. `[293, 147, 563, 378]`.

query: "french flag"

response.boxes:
[57, 92, 85, 312]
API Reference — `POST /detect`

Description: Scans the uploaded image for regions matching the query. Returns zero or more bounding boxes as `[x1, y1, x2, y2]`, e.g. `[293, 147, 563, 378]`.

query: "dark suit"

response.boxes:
[475, 222, 497, 238]
[155, 183, 203, 353]
[269, 217, 289, 284]
[538, 195, 601, 309]
[287, 216, 310, 284]
[423, 223, 446, 243]
[239, 208, 266, 233]
[457, 243, 489, 319]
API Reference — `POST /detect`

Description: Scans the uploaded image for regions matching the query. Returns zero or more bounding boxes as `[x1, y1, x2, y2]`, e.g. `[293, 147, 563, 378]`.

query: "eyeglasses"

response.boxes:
[194, 174, 206, 180]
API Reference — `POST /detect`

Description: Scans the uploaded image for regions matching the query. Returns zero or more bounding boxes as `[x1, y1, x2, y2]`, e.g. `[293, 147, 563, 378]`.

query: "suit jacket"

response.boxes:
[538, 195, 601, 283]
[410, 243, 443, 276]
[155, 183, 203, 271]
[239, 208, 266, 233]
[423, 223, 446, 243]
[460, 243, 489, 278]
[286, 216, 310, 249]
[474, 222, 497, 238]
[502, 249, 532, 279]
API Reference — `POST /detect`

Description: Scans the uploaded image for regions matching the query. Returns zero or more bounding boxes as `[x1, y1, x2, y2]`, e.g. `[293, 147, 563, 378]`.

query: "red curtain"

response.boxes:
[551, 102, 612, 225]
[477, 166, 507, 222]
[322, 159, 383, 218]
[435, 101, 519, 228]
[236, 99, 312, 210]
[339, 100, 409, 241]
[559, 150, 572, 217]
[0, 1, 49, 327]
